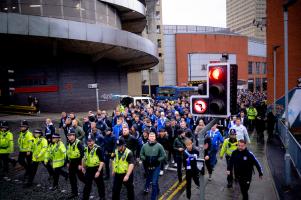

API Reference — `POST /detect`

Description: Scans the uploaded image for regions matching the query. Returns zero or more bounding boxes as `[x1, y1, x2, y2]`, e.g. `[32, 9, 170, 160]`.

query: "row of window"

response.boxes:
[248, 78, 267, 92]
[248, 61, 267, 74]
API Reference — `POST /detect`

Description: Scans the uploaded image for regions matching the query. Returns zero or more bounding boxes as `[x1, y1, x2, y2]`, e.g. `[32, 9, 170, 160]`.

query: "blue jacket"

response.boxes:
[157, 117, 166, 132]
[205, 129, 224, 151]
[113, 124, 122, 139]
[93, 131, 105, 149]
[104, 134, 116, 153]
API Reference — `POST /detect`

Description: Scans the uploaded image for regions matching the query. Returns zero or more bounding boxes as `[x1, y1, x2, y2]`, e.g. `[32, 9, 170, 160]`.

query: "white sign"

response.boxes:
[88, 83, 98, 89]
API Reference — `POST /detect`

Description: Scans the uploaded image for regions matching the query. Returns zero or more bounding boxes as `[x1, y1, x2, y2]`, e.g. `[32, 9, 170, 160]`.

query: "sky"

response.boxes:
[162, 0, 226, 28]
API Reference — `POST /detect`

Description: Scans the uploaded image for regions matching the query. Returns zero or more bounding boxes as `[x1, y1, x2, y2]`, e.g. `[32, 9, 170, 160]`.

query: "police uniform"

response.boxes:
[220, 129, 238, 187]
[66, 128, 84, 198]
[28, 129, 53, 186]
[0, 121, 15, 173]
[47, 134, 68, 190]
[82, 134, 105, 200]
[18, 120, 34, 177]
[112, 138, 135, 200]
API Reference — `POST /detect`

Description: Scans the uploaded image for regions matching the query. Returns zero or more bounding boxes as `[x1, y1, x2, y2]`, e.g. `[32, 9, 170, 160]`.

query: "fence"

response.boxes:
[277, 119, 301, 177]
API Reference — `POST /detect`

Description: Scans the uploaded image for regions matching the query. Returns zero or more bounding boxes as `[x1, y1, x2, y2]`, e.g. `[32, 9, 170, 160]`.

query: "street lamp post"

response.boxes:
[283, 0, 296, 187]
[273, 46, 280, 114]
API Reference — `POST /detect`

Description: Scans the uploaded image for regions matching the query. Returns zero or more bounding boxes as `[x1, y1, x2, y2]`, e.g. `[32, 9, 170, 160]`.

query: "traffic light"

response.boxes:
[190, 63, 231, 117]
[208, 64, 229, 116]
[230, 65, 238, 114]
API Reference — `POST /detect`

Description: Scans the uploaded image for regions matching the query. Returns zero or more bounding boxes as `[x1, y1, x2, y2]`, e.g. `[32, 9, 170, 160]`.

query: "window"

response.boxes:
[201, 64, 207, 70]
[248, 79, 254, 92]
[262, 78, 267, 91]
[256, 78, 261, 91]
[157, 39, 161, 48]
[156, 25, 161, 34]
[156, 11, 160, 20]
[159, 53, 162, 57]
[262, 62, 267, 74]
[248, 62, 253, 74]
[256, 62, 260, 74]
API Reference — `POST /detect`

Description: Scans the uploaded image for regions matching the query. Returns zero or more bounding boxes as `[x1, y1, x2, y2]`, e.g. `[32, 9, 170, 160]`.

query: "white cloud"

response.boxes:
[162, 0, 226, 28]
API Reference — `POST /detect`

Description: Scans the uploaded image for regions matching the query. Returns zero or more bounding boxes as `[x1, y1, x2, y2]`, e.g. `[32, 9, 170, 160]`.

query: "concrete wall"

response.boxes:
[127, 72, 142, 96]
[8, 55, 127, 112]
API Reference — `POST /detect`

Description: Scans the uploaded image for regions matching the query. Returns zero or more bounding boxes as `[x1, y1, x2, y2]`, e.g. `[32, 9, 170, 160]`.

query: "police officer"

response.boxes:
[18, 120, 34, 179]
[220, 129, 238, 188]
[66, 128, 85, 199]
[27, 129, 51, 186]
[246, 104, 258, 132]
[112, 138, 135, 200]
[82, 134, 105, 200]
[47, 134, 68, 191]
[0, 121, 15, 173]
[227, 139, 263, 200]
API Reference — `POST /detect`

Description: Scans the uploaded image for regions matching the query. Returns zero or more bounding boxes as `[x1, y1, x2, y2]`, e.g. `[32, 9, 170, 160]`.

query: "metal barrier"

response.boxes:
[277, 119, 301, 177]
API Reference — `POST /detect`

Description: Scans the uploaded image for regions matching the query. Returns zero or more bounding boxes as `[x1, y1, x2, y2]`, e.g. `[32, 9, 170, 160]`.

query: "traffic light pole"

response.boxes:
[197, 117, 219, 200]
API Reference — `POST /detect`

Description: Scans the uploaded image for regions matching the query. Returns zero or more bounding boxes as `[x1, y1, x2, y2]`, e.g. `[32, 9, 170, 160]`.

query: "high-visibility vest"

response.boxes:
[113, 148, 130, 174]
[220, 138, 238, 157]
[247, 107, 257, 120]
[50, 141, 66, 168]
[0, 130, 14, 154]
[18, 130, 34, 152]
[32, 137, 48, 162]
[84, 145, 100, 167]
[67, 139, 81, 160]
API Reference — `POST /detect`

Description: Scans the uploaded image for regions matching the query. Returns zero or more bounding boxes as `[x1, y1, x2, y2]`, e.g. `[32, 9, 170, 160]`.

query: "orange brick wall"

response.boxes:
[175, 34, 249, 86]
[267, 0, 301, 104]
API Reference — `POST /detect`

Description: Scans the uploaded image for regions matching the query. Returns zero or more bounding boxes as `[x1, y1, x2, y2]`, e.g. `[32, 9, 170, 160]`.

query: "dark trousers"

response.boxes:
[112, 173, 134, 200]
[238, 177, 251, 200]
[186, 169, 200, 199]
[248, 119, 255, 131]
[205, 159, 213, 175]
[69, 160, 85, 195]
[225, 156, 233, 185]
[83, 167, 105, 200]
[18, 152, 32, 176]
[104, 153, 111, 177]
[29, 161, 54, 184]
[176, 157, 184, 182]
[145, 166, 160, 200]
[0, 153, 10, 172]
[53, 166, 68, 187]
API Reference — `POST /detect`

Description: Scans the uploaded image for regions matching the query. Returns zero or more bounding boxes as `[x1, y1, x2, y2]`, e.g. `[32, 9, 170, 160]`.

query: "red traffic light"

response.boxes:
[193, 99, 207, 114]
[209, 67, 224, 81]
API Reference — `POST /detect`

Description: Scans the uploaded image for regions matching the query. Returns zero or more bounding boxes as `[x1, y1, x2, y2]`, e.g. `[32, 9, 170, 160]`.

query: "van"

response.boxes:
[120, 96, 154, 107]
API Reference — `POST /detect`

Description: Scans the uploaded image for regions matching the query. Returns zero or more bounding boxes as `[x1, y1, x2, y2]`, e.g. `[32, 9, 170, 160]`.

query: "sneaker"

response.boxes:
[160, 170, 164, 176]
[173, 163, 177, 167]
[49, 186, 58, 191]
[208, 174, 212, 181]
[144, 188, 149, 193]
[164, 164, 169, 170]
[171, 160, 175, 164]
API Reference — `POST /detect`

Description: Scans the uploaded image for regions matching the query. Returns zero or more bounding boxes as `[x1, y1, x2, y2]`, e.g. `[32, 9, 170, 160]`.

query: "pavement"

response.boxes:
[178, 131, 279, 200]
[266, 135, 301, 200]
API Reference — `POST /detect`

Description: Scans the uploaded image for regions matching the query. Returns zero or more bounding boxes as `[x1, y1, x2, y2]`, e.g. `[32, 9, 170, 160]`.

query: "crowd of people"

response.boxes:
[0, 90, 275, 200]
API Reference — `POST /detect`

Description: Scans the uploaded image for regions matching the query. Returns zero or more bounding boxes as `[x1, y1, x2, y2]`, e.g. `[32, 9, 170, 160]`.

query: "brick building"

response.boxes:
[266, 0, 301, 104]
[163, 25, 267, 91]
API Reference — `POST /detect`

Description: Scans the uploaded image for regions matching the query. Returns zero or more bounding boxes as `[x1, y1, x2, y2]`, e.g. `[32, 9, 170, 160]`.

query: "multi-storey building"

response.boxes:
[0, 0, 158, 112]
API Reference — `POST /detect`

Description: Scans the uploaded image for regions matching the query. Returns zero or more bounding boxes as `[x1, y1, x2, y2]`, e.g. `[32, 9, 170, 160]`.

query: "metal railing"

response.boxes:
[277, 119, 301, 177]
